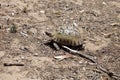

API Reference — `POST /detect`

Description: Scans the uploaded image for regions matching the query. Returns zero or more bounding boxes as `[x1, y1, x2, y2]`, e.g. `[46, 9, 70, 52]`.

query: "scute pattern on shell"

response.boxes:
[57, 26, 80, 37]
[52, 25, 84, 46]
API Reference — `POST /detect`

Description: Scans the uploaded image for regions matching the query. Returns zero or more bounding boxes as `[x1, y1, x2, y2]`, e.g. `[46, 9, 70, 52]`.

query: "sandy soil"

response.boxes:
[0, 0, 120, 80]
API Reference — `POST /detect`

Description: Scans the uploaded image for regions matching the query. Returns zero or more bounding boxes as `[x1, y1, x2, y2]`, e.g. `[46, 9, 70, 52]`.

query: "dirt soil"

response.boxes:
[0, 0, 120, 80]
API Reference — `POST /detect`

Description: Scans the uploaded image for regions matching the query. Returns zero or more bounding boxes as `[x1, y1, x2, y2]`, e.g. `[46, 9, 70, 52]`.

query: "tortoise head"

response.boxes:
[45, 31, 54, 37]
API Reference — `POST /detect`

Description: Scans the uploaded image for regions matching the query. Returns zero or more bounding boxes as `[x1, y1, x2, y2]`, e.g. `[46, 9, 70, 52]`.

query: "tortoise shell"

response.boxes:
[46, 26, 85, 46]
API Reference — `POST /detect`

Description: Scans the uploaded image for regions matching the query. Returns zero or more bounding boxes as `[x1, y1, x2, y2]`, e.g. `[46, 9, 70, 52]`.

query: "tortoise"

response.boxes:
[45, 26, 86, 50]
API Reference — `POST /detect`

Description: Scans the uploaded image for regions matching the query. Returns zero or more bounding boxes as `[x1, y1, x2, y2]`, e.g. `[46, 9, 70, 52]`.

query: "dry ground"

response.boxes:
[0, 0, 120, 80]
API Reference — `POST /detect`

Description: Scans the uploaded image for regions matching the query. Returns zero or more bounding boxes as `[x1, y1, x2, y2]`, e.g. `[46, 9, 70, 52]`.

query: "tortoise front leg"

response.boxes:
[53, 42, 60, 50]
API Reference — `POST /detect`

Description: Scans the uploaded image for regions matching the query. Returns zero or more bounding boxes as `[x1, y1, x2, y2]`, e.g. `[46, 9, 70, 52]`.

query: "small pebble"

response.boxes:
[79, 10, 85, 13]
[21, 56, 25, 60]
[34, 53, 39, 56]
[73, 22, 78, 27]
[29, 28, 37, 34]
[19, 46, 29, 51]
[11, 12, 15, 16]
[40, 10, 45, 14]
[79, 60, 84, 64]
[0, 51, 5, 58]
[102, 2, 107, 5]
[83, 67, 86, 71]
[20, 31, 28, 37]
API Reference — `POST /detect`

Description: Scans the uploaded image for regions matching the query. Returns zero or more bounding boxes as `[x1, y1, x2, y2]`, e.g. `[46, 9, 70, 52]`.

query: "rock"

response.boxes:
[102, 2, 107, 5]
[33, 53, 39, 56]
[92, 10, 101, 17]
[20, 31, 28, 37]
[40, 10, 45, 14]
[29, 28, 37, 35]
[110, 22, 120, 26]
[11, 12, 15, 16]
[0, 51, 5, 57]
[108, 1, 120, 8]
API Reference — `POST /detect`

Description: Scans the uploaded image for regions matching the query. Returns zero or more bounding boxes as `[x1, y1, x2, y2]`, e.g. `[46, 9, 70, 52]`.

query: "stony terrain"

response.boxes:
[0, 0, 120, 80]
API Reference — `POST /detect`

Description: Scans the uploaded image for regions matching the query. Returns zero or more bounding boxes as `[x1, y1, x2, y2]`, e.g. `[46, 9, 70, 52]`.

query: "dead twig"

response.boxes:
[4, 63, 24, 66]
[62, 46, 96, 63]
[62, 46, 120, 79]
[97, 64, 120, 80]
